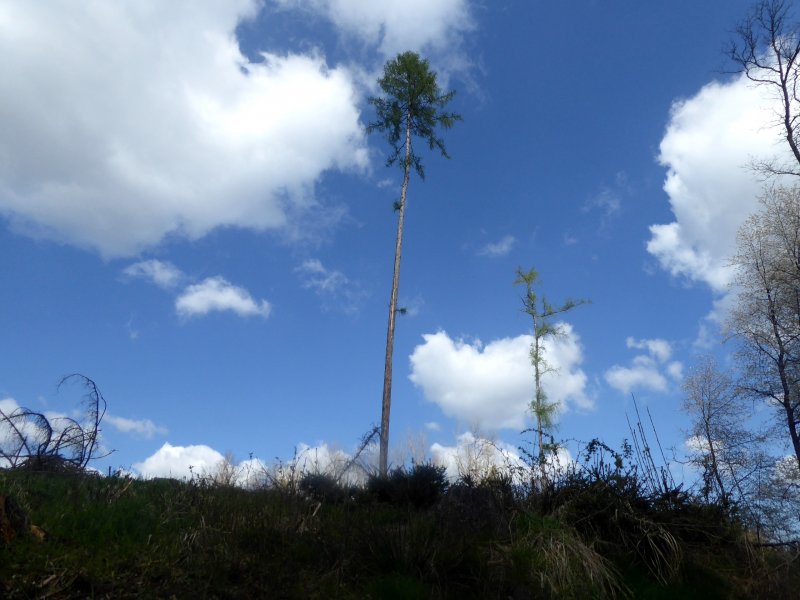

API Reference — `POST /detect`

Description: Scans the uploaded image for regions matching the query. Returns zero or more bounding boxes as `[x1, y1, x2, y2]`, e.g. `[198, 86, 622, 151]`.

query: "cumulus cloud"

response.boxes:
[293, 442, 354, 474]
[626, 336, 672, 363]
[477, 235, 516, 258]
[133, 442, 225, 479]
[604, 337, 683, 395]
[0, 1, 367, 257]
[295, 258, 367, 314]
[684, 435, 717, 455]
[430, 431, 572, 482]
[104, 414, 167, 440]
[122, 260, 184, 289]
[123, 260, 271, 321]
[605, 358, 669, 395]
[409, 325, 590, 431]
[648, 73, 793, 293]
[430, 432, 526, 480]
[0, 397, 19, 416]
[275, 0, 474, 57]
[235, 457, 271, 489]
[175, 277, 271, 319]
[0, 397, 24, 467]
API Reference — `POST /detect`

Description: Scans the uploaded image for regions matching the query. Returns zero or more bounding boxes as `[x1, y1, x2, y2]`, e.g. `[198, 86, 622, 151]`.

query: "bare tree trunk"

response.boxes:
[379, 112, 412, 477]
[703, 418, 729, 506]
[765, 281, 800, 471]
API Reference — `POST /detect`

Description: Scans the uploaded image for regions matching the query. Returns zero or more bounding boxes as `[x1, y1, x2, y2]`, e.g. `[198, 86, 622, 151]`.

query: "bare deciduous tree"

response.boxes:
[730, 0, 800, 177]
[681, 356, 763, 510]
[0, 374, 108, 471]
[729, 186, 800, 471]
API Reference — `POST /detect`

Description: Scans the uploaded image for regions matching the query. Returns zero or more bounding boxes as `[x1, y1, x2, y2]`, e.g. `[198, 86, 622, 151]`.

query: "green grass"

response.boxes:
[1, 467, 797, 599]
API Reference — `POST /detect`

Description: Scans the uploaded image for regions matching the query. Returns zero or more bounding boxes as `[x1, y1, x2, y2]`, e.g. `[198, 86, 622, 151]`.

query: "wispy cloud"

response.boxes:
[275, 0, 475, 60]
[176, 277, 271, 319]
[105, 414, 167, 439]
[123, 260, 184, 289]
[583, 186, 622, 220]
[295, 259, 367, 314]
[126, 317, 139, 340]
[297, 259, 348, 293]
[625, 336, 672, 363]
[398, 294, 424, 317]
[477, 235, 516, 258]
[582, 171, 630, 232]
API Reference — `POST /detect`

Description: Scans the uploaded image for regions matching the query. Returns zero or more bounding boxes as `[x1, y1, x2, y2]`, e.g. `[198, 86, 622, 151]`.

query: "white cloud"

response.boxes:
[563, 232, 578, 246]
[584, 187, 621, 216]
[297, 259, 347, 293]
[133, 442, 225, 479]
[775, 455, 800, 483]
[293, 442, 353, 474]
[265, 441, 372, 486]
[666, 361, 684, 381]
[684, 435, 719, 456]
[424, 421, 441, 432]
[175, 276, 271, 319]
[0, 397, 24, 467]
[235, 457, 270, 488]
[0, 397, 113, 467]
[0, 1, 367, 257]
[123, 260, 270, 321]
[295, 258, 367, 314]
[430, 431, 527, 481]
[104, 414, 167, 439]
[430, 431, 573, 482]
[605, 358, 668, 396]
[398, 294, 424, 317]
[276, 0, 474, 57]
[626, 336, 672, 363]
[409, 325, 590, 431]
[605, 337, 683, 395]
[477, 235, 516, 258]
[123, 260, 184, 289]
[0, 397, 19, 416]
[648, 73, 793, 293]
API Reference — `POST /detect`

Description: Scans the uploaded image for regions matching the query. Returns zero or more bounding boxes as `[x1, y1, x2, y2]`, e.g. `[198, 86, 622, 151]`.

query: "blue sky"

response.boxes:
[0, 0, 787, 479]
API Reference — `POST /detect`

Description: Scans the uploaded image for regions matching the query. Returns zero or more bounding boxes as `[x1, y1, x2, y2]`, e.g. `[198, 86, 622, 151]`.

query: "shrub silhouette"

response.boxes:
[298, 473, 348, 503]
[0, 374, 108, 473]
[367, 462, 448, 509]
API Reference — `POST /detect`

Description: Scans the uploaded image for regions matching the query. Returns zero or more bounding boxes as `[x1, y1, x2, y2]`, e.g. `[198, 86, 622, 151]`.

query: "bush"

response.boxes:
[366, 462, 448, 509]
[298, 473, 348, 503]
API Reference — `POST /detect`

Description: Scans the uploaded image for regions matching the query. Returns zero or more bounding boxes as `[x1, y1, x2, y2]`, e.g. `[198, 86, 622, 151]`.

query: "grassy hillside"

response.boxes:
[1, 455, 797, 599]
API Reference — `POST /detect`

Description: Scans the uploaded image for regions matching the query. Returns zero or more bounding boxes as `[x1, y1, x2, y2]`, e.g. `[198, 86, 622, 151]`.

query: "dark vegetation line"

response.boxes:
[1, 381, 798, 598]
